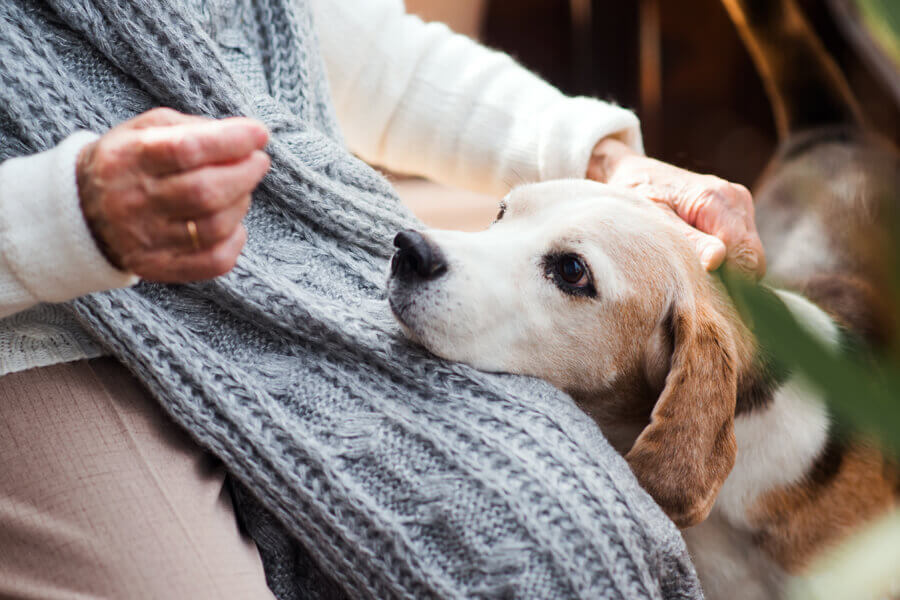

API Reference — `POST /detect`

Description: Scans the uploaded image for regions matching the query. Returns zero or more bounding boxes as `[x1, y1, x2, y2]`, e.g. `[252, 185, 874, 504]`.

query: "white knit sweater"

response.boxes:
[0, 0, 641, 375]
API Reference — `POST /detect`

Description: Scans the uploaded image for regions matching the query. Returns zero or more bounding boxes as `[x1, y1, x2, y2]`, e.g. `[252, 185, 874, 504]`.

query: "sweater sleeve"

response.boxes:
[0, 132, 139, 319]
[311, 0, 643, 197]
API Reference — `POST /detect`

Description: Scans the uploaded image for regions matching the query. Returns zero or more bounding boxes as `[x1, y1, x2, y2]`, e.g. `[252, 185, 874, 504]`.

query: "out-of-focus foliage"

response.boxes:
[722, 266, 900, 599]
[789, 511, 900, 600]
[855, 0, 900, 68]
[721, 271, 900, 456]
[720, 3, 900, 596]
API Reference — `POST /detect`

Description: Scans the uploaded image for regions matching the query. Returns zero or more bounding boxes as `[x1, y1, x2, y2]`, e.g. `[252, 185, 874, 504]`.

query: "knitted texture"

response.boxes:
[0, 1, 702, 598]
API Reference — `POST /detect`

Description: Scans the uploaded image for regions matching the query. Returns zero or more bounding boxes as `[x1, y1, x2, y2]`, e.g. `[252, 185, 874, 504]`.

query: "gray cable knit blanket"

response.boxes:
[0, 1, 702, 597]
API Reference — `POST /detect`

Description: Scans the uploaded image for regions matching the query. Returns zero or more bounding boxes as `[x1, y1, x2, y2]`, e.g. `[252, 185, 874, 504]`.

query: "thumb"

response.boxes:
[687, 228, 727, 272]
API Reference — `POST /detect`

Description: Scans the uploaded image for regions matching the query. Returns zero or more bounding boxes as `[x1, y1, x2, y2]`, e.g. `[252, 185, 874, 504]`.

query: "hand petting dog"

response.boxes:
[588, 137, 766, 279]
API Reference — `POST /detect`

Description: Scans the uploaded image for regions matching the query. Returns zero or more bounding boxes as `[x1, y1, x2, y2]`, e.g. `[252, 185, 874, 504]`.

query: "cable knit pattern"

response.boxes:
[0, 1, 701, 598]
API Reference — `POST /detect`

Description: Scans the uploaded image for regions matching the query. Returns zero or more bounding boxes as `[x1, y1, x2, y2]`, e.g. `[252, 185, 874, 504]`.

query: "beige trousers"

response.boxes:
[0, 358, 277, 600]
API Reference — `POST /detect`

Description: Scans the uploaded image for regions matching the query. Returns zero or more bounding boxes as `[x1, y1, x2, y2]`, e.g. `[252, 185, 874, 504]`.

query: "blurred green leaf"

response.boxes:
[721, 270, 900, 456]
[789, 511, 900, 600]
[855, 0, 900, 67]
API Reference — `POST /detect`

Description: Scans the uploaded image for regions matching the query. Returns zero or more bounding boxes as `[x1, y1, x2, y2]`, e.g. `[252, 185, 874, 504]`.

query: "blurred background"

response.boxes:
[396, 0, 900, 230]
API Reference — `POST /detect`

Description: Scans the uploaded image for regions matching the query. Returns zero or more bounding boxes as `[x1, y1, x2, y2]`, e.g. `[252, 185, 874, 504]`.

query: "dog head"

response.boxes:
[388, 180, 742, 527]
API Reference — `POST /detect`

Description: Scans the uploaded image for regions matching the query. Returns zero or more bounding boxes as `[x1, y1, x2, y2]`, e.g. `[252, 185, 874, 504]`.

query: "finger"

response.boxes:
[630, 182, 688, 220]
[125, 107, 210, 130]
[160, 195, 252, 250]
[131, 225, 248, 283]
[150, 150, 270, 217]
[685, 228, 727, 272]
[719, 204, 766, 279]
[138, 118, 270, 175]
[725, 233, 767, 280]
[733, 200, 767, 280]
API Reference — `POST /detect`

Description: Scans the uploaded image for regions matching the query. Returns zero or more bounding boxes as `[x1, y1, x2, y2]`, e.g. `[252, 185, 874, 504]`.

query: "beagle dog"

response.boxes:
[388, 0, 899, 596]
[387, 179, 897, 598]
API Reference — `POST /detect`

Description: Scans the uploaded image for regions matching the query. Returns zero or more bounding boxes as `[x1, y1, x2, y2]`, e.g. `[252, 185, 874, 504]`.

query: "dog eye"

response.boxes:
[543, 253, 596, 298]
[559, 256, 586, 284]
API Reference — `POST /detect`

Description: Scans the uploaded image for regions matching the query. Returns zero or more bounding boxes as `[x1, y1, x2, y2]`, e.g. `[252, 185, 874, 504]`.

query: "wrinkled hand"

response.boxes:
[77, 108, 271, 283]
[587, 137, 766, 279]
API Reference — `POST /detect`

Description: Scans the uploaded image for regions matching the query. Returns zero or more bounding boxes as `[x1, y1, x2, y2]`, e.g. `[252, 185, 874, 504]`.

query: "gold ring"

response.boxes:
[186, 220, 201, 251]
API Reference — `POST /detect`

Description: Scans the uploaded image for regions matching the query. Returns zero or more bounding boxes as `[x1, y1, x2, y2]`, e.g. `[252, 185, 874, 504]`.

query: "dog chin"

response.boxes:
[388, 280, 512, 372]
[388, 289, 444, 357]
[388, 290, 466, 363]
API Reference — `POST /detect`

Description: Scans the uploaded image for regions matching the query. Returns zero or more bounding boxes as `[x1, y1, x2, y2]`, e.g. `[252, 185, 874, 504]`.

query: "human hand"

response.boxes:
[76, 108, 271, 283]
[587, 137, 766, 279]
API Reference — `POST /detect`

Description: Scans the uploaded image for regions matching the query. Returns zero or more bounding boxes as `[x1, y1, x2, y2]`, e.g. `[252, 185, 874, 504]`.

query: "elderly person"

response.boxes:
[0, 0, 764, 598]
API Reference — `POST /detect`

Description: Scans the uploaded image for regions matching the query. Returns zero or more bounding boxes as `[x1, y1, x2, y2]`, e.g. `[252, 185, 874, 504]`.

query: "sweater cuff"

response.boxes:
[535, 97, 644, 182]
[0, 131, 139, 306]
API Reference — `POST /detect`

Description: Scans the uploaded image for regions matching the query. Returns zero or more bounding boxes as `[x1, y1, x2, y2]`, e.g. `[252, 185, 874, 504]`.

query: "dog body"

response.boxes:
[388, 180, 898, 598]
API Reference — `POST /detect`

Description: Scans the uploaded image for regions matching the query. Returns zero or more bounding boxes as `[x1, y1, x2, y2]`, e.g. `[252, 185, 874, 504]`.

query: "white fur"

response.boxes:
[765, 214, 838, 285]
[684, 290, 841, 599]
[715, 290, 837, 528]
[716, 375, 831, 527]
[774, 288, 842, 349]
[683, 512, 787, 600]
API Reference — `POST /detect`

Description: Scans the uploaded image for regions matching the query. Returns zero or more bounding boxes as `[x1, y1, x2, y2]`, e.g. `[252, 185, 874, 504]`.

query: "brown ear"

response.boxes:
[626, 297, 738, 528]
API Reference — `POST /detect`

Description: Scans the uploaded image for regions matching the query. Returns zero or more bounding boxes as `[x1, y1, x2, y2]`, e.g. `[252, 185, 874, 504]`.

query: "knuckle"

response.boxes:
[190, 180, 220, 212]
[144, 107, 179, 123]
[733, 182, 751, 196]
[104, 191, 142, 223]
[180, 136, 204, 167]
[732, 183, 753, 205]
[169, 134, 201, 170]
[694, 187, 720, 210]
[91, 143, 121, 179]
[702, 178, 754, 211]
[139, 173, 162, 201]
[710, 177, 733, 196]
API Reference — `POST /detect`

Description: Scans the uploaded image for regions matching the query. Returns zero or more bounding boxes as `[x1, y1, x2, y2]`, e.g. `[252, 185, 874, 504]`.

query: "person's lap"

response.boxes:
[0, 357, 275, 600]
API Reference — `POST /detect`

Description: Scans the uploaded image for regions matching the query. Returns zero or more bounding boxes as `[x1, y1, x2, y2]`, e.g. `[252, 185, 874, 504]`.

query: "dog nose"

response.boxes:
[391, 230, 447, 280]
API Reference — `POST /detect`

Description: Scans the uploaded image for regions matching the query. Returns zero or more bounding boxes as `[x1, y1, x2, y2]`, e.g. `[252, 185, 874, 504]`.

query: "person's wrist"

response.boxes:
[586, 137, 640, 183]
[76, 140, 125, 271]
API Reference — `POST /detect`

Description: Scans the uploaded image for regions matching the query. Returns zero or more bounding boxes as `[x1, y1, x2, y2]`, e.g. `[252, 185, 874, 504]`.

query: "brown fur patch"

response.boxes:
[803, 274, 895, 350]
[748, 439, 900, 573]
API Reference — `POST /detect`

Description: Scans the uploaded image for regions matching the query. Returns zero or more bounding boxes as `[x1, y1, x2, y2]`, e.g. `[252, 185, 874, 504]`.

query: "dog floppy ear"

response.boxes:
[627, 296, 738, 528]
